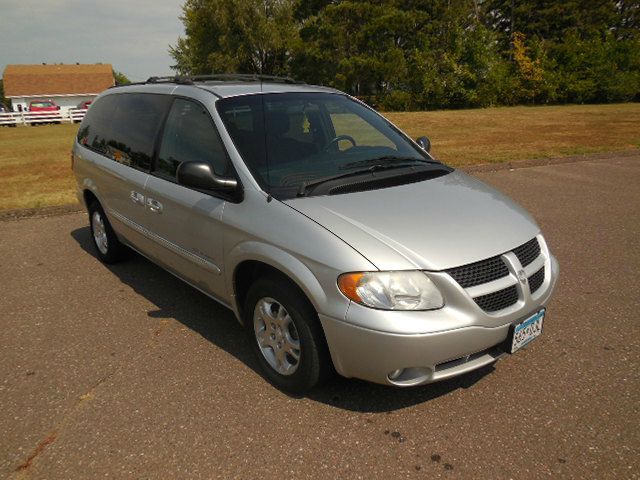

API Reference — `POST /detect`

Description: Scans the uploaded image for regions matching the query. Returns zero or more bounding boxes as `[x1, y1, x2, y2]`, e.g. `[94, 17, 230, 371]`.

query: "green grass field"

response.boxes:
[387, 103, 640, 164]
[1, 103, 639, 211]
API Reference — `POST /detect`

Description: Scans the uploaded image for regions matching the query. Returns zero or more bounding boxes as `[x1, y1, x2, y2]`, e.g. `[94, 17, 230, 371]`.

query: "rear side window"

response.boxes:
[77, 93, 171, 170]
[155, 98, 229, 179]
[77, 96, 116, 152]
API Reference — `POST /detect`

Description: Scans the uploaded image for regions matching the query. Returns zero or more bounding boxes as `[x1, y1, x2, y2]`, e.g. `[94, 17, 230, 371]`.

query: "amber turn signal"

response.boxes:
[337, 272, 365, 303]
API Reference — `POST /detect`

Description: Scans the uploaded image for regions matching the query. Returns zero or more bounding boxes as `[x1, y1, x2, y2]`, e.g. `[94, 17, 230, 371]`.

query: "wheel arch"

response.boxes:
[80, 175, 103, 211]
[83, 188, 99, 210]
[228, 243, 329, 326]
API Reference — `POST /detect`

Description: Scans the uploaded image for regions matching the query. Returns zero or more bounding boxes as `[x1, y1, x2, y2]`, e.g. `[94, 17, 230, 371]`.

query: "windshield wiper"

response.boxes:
[297, 163, 427, 197]
[340, 155, 440, 169]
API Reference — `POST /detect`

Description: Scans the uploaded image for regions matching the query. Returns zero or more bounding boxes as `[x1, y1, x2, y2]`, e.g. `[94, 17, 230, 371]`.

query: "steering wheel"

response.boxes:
[323, 134, 357, 152]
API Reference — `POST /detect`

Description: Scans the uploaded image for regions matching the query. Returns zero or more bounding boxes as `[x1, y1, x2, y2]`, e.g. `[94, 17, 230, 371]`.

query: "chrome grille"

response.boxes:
[528, 266, 545, 294]
[473, 286, 519, 312]
[445, 236, 544, 313]
[445, 256, 509, 288]
[513, 238, 541, 268]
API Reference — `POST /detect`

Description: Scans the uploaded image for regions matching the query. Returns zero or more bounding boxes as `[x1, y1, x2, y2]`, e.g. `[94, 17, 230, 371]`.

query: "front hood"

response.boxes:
[284, 170, 540, 271]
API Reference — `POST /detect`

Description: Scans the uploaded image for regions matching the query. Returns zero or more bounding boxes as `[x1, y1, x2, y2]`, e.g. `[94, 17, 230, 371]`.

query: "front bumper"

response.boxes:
[319, 254, 559, 387]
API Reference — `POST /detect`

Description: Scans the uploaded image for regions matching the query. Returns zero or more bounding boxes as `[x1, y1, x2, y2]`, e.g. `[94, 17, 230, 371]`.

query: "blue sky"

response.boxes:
[1, 0, 185, 81]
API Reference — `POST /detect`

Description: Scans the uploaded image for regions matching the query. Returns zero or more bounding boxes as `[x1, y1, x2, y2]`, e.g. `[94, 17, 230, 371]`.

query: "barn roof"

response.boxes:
[2, 64, 115, 97]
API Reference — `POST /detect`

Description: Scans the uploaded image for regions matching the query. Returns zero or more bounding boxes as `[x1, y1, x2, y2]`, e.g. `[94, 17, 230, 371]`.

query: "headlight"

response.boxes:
[337, 271, 444, 310]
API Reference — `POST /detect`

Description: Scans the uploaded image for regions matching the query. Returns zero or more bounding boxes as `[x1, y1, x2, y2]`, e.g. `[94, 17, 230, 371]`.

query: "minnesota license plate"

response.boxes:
[509, 309, 545, 353]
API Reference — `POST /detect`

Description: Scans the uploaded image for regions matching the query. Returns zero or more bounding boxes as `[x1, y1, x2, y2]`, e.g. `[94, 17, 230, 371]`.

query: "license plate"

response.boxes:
[508, 309, 545, 353]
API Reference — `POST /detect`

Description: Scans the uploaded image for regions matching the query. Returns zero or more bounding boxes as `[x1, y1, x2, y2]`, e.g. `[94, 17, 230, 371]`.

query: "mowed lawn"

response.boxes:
[387, 103, 640, 164]
[1, 103, 639, 211]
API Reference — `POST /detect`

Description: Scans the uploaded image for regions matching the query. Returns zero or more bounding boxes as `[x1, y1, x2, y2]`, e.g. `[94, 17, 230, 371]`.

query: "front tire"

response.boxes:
[244, 276, 332, 393]
[88, 201, 127, 264]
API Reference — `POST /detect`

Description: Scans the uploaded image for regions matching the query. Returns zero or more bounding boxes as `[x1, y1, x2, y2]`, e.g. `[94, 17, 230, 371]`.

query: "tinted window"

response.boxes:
[77, 96, 116, 151]
[155, 98, 229, 179]
[218, 97, 267, 173]
[77, 93, 171, 170]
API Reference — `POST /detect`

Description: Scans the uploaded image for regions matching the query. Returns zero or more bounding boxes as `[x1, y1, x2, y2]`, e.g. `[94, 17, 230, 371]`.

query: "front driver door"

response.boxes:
[143, 97, 233, 301]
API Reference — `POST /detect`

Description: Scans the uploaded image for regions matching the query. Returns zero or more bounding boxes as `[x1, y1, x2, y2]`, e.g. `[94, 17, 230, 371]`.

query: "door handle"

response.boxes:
[130, 190, 145, 205]
[146, 197, 163, 214]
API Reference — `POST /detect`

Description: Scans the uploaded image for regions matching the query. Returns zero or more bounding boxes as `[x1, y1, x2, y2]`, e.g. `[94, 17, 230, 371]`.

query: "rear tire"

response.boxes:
[244, 275, 332, 393]
[88, 200, 128, 264]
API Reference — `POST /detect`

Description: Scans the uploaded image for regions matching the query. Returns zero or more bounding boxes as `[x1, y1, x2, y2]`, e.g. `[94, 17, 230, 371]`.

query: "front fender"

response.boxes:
[225, 241, 350, 323]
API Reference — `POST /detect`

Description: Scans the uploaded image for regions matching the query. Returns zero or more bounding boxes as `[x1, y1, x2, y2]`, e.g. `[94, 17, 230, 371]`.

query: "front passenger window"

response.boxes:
[156, 99, 229, 179]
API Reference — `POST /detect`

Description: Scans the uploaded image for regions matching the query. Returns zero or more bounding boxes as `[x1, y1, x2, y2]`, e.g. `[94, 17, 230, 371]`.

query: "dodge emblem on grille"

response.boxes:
[517, 269, 528, 284]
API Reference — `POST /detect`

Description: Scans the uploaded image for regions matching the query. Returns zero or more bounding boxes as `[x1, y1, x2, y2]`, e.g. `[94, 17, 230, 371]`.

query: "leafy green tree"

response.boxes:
[483, 0, 619, 44]
[169, 0, 640, 109]
[483, 0, 640, 104]
[546, 32, 640, 103]
[0, 79, 7, 109]
[170, 0, 299, 75]
[412, 2, 511, 108]
[113, 70, 131, 85]
[292, 0, 509, 109]
[616, 0, 640, 39]
[293, 2, 416, 96]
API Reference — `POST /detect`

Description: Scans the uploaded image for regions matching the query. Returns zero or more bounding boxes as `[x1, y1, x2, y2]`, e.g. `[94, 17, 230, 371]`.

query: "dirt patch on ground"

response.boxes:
[461, 149, 639, 173]
[0, 203, 83, 221]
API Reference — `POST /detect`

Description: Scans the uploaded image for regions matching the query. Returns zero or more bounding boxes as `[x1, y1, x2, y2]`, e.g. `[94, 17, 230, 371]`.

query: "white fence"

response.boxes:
[0, 108, 88, 126]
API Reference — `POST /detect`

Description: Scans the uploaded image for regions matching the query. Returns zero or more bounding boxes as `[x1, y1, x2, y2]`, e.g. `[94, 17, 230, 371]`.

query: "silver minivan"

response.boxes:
[73, 75, 559, 392]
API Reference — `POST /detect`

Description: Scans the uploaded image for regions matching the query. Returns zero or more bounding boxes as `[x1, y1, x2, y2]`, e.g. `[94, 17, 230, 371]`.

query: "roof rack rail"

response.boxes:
[146, 75, 194, 85]
[110, 74, 304, 89]
[190, 74, 304, 84]
[112, 76, 194, 88]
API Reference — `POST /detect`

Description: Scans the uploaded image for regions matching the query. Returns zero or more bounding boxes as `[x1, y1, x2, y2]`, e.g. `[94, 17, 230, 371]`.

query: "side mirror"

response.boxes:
[176, 161, 238, 193]
[416, 136, 431, 152]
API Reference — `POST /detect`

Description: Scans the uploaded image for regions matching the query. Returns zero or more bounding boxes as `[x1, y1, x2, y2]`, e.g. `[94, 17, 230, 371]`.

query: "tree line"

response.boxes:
[170, 0, 640, 110]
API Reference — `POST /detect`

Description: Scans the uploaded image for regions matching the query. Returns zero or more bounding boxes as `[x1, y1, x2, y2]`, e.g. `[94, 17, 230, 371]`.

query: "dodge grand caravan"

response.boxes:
[72, 75, 559, 393]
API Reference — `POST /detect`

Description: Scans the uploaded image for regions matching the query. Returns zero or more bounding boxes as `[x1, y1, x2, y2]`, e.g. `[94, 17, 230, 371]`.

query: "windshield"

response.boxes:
[217, 92, 437, 198]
